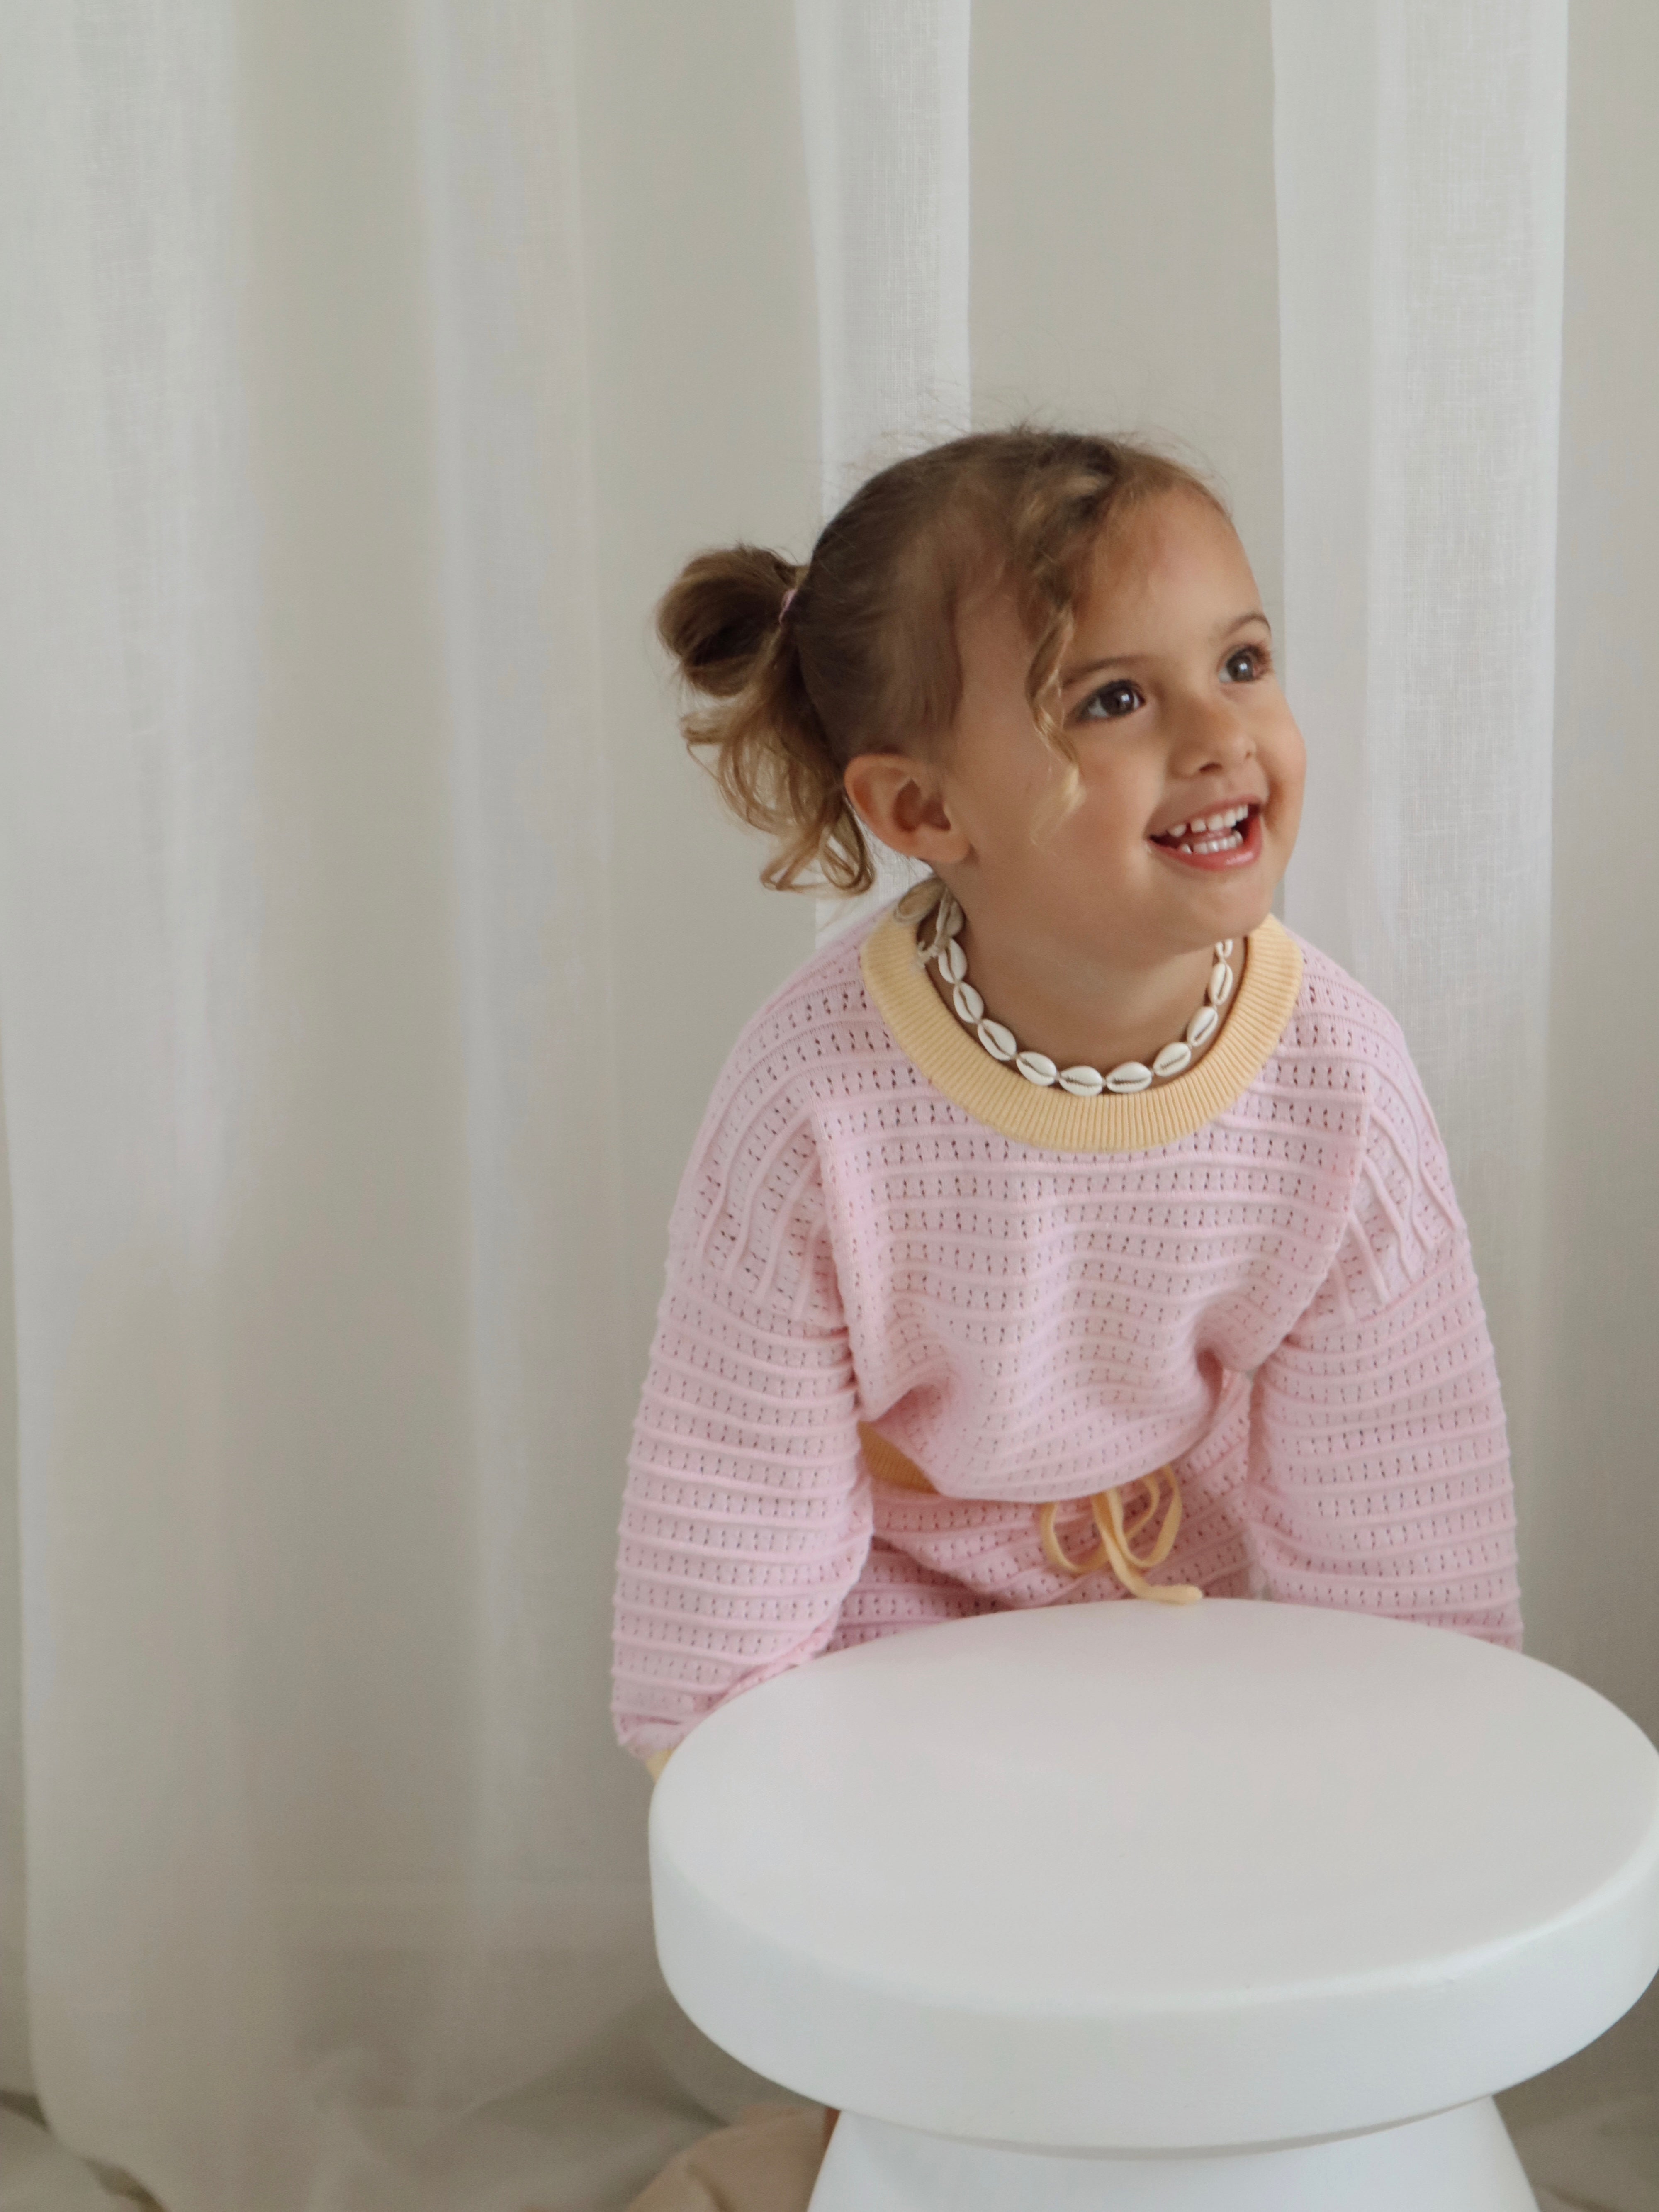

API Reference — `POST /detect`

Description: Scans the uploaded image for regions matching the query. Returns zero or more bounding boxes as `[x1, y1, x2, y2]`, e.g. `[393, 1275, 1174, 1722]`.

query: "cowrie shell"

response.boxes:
[941, 899, 965, 936]
[1015, 1050, 1059, 1085]
[1187, 1003, 1220, 1049]
[1058, 1064, 1106, 1096]
[1208, 960, 1235, 1007]
[940, 939, 968, 984]
[1217, 939, 1235, 958]
[1105, 1062, 1153, 1093]
[1153, 1040, 1194, 1078]
[951, 980, 984, 1024]
[977, 1018, 1017, 1061]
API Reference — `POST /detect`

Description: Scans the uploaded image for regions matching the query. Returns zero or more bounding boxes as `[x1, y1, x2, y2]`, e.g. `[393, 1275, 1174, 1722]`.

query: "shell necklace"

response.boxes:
[918, 883, 1236, 1097]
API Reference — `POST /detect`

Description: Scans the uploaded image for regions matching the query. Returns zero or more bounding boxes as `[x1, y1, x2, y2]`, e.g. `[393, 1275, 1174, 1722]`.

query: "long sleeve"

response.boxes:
[1246, 1015, 1522, 1649]
[610, 1067, 871, 1757]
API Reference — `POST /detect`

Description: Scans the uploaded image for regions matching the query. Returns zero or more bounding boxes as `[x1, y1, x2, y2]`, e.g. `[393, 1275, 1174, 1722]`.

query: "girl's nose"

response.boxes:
[1170, 697, 1255, 778]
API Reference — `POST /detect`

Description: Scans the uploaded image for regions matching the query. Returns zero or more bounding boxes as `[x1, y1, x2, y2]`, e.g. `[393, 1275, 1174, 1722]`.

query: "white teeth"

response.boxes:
[1156, 804, 1253, 844]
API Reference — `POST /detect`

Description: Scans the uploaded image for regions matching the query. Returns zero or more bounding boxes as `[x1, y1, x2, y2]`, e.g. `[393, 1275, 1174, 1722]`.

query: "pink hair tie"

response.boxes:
[778, 586, 798, 625]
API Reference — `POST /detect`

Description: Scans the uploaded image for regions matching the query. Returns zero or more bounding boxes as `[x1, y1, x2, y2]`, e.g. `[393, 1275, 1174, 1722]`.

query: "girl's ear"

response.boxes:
[842, 752, 971, 866]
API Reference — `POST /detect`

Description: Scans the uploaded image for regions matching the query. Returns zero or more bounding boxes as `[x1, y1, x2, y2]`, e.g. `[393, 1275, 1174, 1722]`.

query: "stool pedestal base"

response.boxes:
[809, 2096, 1536, 2211]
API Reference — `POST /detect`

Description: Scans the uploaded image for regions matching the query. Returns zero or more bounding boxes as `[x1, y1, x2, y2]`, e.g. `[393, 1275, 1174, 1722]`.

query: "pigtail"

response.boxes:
[656, 545, 878, 896]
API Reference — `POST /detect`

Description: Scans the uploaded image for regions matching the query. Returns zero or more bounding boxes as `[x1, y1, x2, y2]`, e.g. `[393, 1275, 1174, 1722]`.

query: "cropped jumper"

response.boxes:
[610, 900, 1521, 1757]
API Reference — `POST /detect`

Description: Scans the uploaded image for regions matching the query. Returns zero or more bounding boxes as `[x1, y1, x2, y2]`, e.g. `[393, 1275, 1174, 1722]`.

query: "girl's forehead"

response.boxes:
[1078, 499, 1256, 633]
[954, 490, 1256, 702]
[1091, 489, 1247, 590]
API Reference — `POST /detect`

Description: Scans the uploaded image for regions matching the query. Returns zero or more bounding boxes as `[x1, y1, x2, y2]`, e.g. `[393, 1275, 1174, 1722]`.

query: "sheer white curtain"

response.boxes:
[1, 5, 1656, 2211]
[1274, 0, 1659, 2188]
[0, 3, 816, 2207]
[0, 7, 303, 2205]
[1273, 0, 1566, 1501]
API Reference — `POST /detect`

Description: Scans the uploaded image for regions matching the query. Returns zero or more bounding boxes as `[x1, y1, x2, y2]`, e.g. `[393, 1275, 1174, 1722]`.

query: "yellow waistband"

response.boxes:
[856, 1424, 1202, 1607]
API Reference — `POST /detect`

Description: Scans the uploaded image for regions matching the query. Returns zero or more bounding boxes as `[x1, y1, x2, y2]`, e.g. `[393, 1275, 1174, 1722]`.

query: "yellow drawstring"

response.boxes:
[856, 1424, 1203, 1608]
[1036, 1465, 1203, 1606]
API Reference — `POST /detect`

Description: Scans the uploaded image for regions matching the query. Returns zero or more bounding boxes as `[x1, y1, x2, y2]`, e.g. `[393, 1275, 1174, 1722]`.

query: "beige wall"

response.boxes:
[971, 0, 1282, 622]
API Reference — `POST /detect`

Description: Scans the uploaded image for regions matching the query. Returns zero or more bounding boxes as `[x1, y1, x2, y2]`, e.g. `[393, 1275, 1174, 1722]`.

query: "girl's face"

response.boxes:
[938, 489, 1305, 969]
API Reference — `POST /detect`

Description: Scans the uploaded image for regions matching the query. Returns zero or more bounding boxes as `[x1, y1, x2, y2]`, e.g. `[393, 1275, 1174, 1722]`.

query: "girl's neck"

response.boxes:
[926, 911, 1229, 1077]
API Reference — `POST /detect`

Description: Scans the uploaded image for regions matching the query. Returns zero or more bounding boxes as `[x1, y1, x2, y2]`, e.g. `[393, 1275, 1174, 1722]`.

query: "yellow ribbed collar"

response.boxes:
[859, 907, 1303, 1154]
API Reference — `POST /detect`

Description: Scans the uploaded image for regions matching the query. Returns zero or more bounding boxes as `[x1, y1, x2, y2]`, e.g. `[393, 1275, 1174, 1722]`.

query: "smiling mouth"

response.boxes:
[1148, 802, 1265, 871]
[1152, 803, 1257, 855]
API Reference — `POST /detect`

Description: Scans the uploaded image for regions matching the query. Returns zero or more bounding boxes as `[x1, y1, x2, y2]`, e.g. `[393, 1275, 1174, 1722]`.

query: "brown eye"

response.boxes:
[1080, 679, 1143, 721]
[1221, 647, 1265, 684]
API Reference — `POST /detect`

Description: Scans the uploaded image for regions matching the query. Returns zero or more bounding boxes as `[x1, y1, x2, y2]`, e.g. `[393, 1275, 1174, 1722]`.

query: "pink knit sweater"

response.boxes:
[611, 900, 1521, 1756]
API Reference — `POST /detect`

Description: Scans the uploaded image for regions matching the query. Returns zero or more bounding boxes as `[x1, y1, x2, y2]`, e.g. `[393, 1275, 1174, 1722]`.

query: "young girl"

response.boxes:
[610, 428, 1520, 1793]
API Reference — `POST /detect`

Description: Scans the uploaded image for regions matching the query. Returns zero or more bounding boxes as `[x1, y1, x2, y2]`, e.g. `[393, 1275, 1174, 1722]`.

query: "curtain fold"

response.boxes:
[795, 0, 971, 939]
[794, 0, 971, 509]
[405, 0, 653, 2112]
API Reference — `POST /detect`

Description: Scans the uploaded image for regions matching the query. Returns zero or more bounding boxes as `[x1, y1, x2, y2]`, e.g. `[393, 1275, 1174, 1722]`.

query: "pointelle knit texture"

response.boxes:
[611, 899, 1521, 1756]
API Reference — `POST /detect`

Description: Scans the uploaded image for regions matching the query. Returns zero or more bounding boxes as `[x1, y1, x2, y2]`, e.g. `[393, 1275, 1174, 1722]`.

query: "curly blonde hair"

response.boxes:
[656, 427, 1227, 896]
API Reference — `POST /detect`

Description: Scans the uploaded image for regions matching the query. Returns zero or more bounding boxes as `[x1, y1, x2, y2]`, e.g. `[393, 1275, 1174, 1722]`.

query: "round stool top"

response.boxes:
[649, 1601, 1659, 2151]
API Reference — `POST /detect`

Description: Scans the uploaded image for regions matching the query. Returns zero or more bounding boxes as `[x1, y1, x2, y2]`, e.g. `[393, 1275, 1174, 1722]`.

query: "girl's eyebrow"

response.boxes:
[1059, 608, 1272, 690]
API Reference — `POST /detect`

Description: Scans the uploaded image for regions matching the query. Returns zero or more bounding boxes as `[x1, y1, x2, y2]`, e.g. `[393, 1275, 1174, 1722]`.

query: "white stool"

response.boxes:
[649, 1600, 1659, 2210]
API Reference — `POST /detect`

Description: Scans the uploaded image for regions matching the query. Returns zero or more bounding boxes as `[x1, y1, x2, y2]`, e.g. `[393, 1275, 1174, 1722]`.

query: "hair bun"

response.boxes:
[656, 544, 798, 700]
